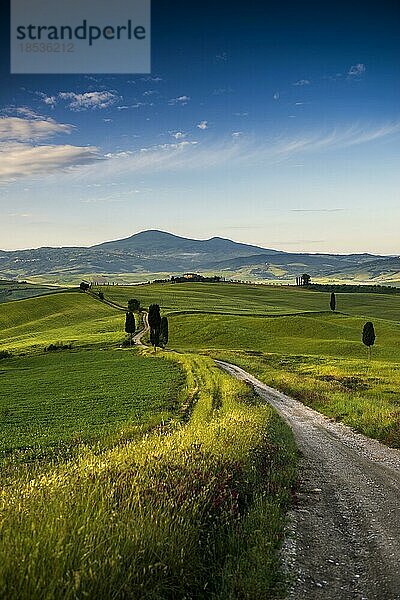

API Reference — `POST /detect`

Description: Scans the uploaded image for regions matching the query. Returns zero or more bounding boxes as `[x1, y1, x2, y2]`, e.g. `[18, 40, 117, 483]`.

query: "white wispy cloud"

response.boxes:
[36, 92, 57, 108]
[168, 95, 190, 106]
[0, 117, 72, 142]
[84, 121, 400, 180]
[1, 106, 47, 120]
[272, 122, 400, 157]
[141, 76, 163, 82]
[0, 114, 101, 182]
[171, 131, 187, 140]
[197, 121, 208, 130]
[0, 142, 101, 181]
[58, 91, 120, 111]
[347, 63, 366, 78]
[293, 79, 311, 86]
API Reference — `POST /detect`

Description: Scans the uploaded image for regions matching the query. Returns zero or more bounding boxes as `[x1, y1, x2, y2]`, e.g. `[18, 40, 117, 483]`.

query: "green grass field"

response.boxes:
[0, 350, 185, 455]
[0, 288, 298, 598]
[169, 312, 400, 360]
[0, 280, 68, 304]
[2, 280, 399, 597]
[101, 281, 400, 321]
[0, 292, 124, 352]
[144, 283, 399, 447]
[0, 349, 296, 600]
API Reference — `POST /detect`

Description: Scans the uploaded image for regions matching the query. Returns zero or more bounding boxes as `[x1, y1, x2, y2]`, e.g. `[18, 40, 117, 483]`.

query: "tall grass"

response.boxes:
[0, 352, 296, 599]
[211, 350, 400, 448]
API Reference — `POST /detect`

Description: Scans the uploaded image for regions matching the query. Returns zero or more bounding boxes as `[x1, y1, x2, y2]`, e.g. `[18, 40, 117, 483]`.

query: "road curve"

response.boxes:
[216, 360, 400, 600]
[133, 312, 149, 347]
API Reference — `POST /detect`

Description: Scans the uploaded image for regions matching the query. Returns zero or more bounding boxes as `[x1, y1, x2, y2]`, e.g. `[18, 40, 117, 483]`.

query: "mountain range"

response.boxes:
[0, 230, 399, 284]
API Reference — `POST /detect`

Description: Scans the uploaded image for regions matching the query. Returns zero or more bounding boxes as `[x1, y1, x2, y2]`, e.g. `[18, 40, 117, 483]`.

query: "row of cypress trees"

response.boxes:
[148, 304, 169, 351]
[125, 301, 169, 351]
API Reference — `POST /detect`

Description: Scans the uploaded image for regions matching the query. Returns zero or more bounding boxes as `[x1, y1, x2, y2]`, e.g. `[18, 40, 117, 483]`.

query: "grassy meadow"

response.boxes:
[0, 292, 123, 352]
[0, 350, 185, 456]
[1, 279, 399, 597]
[0, 280, 67, 304]
[0, 288, 298, 598]
[97, 281, 400, 446]
[101, 280, 400, 321]
[126, 283, 397, 447]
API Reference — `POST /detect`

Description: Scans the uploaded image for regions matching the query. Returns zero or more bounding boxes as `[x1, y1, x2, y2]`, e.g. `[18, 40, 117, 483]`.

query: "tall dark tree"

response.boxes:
[330, 292, 336, 312]
[79, 281, 90, 292]
[301, 273, 311, 286]
[160, 316, 169, 347]
[148, 304, 161, 351]
[128, 298, 141, 312]
[362, 321, 376, 359]
[150, 326, 160, 349]
[125, 311, 136, 346]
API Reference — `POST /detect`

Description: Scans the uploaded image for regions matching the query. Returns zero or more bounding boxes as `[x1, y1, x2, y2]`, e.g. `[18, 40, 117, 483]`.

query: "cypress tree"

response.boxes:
[362, 322, 376, 359]
[160, 316, 169, 347]
[125, 311, 136, 346]
[330, 292, 336, 312]
[148, 304, 161, 352]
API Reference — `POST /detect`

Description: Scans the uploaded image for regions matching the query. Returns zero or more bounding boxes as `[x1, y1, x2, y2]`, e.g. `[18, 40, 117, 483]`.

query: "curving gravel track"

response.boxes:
[216, 360, 400, 600]
[133, 312, 149, 347]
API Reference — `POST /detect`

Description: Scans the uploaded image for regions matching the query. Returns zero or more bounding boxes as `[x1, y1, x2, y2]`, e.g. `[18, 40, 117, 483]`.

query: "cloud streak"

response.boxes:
[0, 115, 101, 182]
[168, 95, 190, 106]
[0, 117, 72, 142]
[0, 142, 101, 181]
[2, 120, 398, 184]
[90, 121, 400, 179]
[58, 91, 120, 110]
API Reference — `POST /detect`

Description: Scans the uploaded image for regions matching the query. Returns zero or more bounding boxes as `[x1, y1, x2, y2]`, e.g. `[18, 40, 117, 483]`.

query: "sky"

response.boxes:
[0, 0, 399, 253]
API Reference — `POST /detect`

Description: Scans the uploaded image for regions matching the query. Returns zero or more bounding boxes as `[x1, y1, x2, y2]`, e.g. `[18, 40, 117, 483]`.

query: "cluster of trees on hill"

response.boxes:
[295, 274, 311, 286]
[171, 274, 222, 283]
[148, 304, 169, 351]
[124, 299, 168, 351]
[308, 283, 400, 294]
[124, 299, 142, 347]
[152, 274, 222, 284]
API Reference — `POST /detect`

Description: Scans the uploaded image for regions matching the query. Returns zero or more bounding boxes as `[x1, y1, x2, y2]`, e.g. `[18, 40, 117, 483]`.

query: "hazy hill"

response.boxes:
[92, 230, 277, 258]
[0, 230, 398, 283]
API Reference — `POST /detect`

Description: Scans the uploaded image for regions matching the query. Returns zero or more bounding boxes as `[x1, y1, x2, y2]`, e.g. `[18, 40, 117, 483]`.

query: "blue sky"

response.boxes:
[0, 0, 399, 253]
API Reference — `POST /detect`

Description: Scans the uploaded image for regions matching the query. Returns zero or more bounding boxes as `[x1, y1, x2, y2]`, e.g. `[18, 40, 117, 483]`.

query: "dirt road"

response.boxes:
[217, 360, 400, 600]
[133, 312, 149, 347]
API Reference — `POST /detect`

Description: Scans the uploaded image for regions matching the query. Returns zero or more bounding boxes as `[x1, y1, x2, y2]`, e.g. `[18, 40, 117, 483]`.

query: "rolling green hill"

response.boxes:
[0, 280, 67, 304]
[0, 288, 296, 599]
[101, 281, 400, 321]
[1, 279, 399, 597]
[169, 312, 400, 361]
[0, 292, 123, 351]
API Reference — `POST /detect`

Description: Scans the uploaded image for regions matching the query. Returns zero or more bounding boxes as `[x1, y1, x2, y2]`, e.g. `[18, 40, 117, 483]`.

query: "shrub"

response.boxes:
[44, 342, 73, 352]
